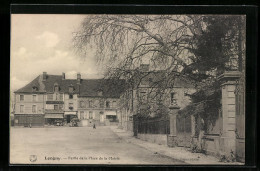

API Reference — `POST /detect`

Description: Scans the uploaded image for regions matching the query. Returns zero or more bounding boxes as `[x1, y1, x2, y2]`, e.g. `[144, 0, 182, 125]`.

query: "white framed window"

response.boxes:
[47, 94, 53, 101]
[20, 105, 24, 113]
[60, 94, 63, 101]
[89, 111, 93, 119]
[32, 95, 37, 102]
[20, 95, 24, 101]
[32, 105, 36, 113]
[80, 111, 84, 119]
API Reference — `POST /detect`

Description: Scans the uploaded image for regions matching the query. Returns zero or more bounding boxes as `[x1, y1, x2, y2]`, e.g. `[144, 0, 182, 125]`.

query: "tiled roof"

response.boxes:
[133, 71, 195, 88]
[14, 76, 44, 93]
[14, 72, 192, 96]
[15, 74, 126, 98]
[79, 79, 126, 98]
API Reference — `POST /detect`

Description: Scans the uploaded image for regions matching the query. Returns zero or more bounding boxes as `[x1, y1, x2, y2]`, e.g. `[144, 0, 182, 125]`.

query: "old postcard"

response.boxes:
[10, 13, 246, 165]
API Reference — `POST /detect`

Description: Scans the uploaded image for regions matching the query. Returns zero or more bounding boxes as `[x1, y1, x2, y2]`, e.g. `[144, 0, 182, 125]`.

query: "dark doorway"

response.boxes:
[67, 115, 71, 123]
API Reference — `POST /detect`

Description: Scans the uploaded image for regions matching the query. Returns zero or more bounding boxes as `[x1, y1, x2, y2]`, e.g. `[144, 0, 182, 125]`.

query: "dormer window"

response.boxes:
[170, 92, 177, 105]
[54, 83, 59, 92]
[98, 90, 103, 96]
[32, 86, 38, 91]
[69, 84, 74, 93]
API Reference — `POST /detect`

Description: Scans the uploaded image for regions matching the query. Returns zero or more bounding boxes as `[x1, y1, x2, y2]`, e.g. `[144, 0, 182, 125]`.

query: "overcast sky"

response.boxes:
[10, 14, 103, 92]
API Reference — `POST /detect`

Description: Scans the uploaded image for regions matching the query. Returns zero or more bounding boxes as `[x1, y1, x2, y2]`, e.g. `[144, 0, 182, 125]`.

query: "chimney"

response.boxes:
[62, 72, 65, 80]
[43, 72, 47, 81]
[77, 72, 81, 84]
[140, 64, 149, 72]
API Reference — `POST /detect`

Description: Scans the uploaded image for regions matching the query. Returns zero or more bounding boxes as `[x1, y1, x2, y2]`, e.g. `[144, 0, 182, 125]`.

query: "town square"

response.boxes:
[10, 13, 246, 165]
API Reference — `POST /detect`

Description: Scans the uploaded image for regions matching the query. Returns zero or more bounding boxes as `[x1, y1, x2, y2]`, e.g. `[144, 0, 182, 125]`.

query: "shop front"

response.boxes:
[14, 114, 45, 127]
[44, 113, 64, 126]
[64, 111, 78, 123]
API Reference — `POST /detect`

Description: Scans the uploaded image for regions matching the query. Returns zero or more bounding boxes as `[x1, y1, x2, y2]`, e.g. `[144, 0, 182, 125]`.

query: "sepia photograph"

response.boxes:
[10, 14, 246, 165]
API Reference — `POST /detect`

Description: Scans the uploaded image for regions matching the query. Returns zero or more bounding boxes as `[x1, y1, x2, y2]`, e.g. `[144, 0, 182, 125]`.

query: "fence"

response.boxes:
[176, 115, 191, 134]
[137, 116, 170, 134]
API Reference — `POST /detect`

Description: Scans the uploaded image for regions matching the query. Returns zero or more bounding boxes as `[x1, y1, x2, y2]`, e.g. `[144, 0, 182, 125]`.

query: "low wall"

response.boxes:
[137, 133, 168, 146]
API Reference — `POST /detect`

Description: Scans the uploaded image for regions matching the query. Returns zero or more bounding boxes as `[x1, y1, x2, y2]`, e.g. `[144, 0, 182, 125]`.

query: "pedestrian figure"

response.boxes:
[93, 123, 96, 129]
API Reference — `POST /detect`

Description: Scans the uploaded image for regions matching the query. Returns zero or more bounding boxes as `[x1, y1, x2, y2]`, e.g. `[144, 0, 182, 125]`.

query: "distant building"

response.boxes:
[13, 72, 125, 127]
[118, 64, 196, 131]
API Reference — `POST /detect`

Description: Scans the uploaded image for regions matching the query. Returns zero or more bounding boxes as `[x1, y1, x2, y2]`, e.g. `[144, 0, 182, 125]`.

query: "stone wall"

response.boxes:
[137, 133, 168, 145]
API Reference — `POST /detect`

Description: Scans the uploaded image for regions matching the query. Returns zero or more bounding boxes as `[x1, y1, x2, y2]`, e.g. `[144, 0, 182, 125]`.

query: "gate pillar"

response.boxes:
[167, 103, 180, 147]
[217, 71, 241, 159]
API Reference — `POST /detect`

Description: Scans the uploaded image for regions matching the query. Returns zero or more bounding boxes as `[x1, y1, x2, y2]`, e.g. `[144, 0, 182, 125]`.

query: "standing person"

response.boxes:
[93, 123, 96, 129]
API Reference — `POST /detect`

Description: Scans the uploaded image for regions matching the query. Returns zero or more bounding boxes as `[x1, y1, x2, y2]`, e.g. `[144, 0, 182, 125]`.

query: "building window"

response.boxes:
[140, 92, 147, 103]
[54, 85, 59, 92]
[170, 92, 177, 104]
[59, 104, 63, 110]
[89, 100, 93, 108]
[20, 95, 24, 101]
[80, 101, 85, 108]
[32, 105, 36, 113]
[32, 95, 37, 102]
[69, 94, 73, 99]
[69, 87, 73, 93]
[20, 105, 24, 113]
[98, 91, 103, 96]
[100, 100, 104, 108]
[47, 94, 53, 101]
[60, 94, 63, 101]
[54, 105, 58, 110]
[112, 101, 117, 108]
[80, 111, 84, 119]
[55, 93, 59, 100]
[106, 101, 110, 108]
[69, 103, 73, 110]
[32, 86, 38, 91]
[89, 111, 93, 119]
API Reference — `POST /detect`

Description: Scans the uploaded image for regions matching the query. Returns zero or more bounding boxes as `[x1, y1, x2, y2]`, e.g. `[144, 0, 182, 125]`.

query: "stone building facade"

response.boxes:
[13, 72, 125, 126]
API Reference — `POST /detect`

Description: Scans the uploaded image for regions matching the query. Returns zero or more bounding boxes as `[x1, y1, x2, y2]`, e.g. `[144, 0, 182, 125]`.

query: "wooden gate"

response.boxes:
[176, 114, 192, 147]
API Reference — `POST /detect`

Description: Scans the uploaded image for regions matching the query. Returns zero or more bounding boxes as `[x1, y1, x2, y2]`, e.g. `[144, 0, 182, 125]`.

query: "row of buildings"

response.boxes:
[13, 72, 125, 126]
[12, 64, 194, 128]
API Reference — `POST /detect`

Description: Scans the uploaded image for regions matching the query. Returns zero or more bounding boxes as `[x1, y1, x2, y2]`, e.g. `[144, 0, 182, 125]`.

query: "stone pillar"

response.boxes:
[191, 115, 196, 137]
[118, 109, 123, 129]
[217, 71, 241, 157]
[167, 103, 180, 147]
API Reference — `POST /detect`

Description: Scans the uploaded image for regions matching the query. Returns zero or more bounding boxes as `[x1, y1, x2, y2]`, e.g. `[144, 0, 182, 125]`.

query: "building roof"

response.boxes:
[130, 71, 195, 89]
[14, 76, 44, 93]
[14, 74, 126, 98]
[79, 79, 126, 98]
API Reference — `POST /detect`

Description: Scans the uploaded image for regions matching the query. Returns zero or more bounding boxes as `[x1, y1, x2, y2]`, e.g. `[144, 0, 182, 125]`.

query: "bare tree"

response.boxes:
[73, 15, 245, 118]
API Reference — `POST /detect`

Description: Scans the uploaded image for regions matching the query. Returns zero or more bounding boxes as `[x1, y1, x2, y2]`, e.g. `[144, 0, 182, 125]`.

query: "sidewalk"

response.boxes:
[110, 126, 243, 165]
